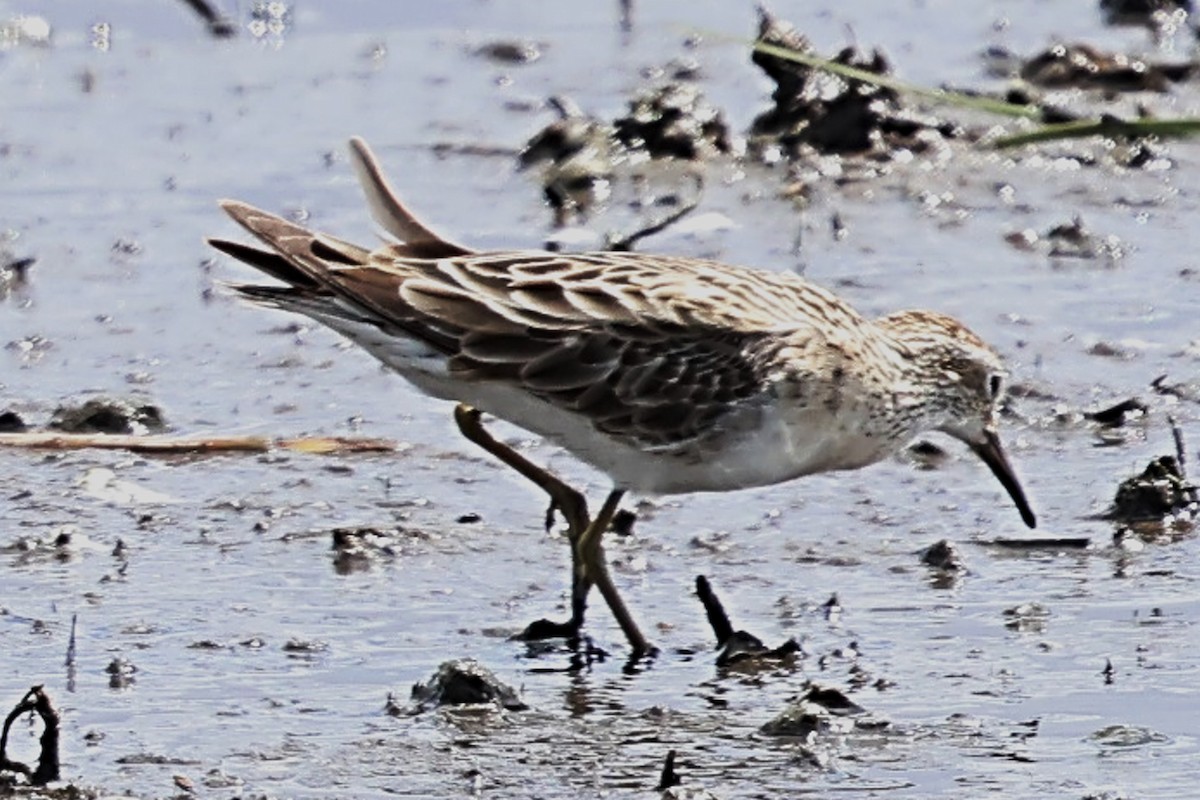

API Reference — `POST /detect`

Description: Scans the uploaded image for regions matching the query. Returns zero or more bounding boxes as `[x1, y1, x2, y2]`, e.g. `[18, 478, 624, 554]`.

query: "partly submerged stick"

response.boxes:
[0, 432, 397, 455]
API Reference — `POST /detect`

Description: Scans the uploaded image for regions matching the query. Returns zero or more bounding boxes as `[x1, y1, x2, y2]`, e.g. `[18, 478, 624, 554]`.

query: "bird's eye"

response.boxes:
[988, 373, 1004, 399]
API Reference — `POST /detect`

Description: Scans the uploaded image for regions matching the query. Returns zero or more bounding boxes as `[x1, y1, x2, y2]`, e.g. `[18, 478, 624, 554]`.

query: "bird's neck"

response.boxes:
[859, 321, 957, 440]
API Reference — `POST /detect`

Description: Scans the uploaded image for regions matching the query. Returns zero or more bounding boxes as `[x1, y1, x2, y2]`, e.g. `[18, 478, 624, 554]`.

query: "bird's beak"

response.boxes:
[969, 428, 1036, 528]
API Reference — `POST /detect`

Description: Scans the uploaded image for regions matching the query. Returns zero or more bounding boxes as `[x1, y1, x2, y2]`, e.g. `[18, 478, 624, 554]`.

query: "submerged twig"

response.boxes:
[695, 575, 800, 666]
[64, 614, 77, 668]
[695, 575, 735, 644]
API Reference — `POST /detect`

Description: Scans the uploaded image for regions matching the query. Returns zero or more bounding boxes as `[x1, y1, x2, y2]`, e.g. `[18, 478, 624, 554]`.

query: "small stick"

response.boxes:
[0, 432, 396, 456]
[606, 174, 704, 251]
[1167, 415, 1187, 480]
[64, 614, 77, 668]
[695, 575, 734, 645]
[177, 0, 237, 37]
[655, 749, 681, 791]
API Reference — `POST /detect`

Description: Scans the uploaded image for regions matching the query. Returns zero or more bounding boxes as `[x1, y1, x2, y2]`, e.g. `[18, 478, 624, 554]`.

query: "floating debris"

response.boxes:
[908, 440, 950, 470]
[519, 96, 616, 225]
[329, 525, 402, 574]
[1084, 398, 1147, 426]
[611, 508, 637, 536]
[1018, 43, 1196, 92]
[1107, 454, 1198, 523]
[1150, 374, 1200, 403]
[49, 397, 166, 435]
[0, 252, 34, 299]
[406, 659, 527, 713]
[760, 684, 883, 738]
[1003, 602, 1051, 632]
[473, 39, 542, 65]
[1004, 216, 1124, 262]
[0, 410, 27, 433]
[520, 80, 725, 231]
[613, 82, 732, 160]
[106, 656, 137, 689]
[920, 539, 966, 571]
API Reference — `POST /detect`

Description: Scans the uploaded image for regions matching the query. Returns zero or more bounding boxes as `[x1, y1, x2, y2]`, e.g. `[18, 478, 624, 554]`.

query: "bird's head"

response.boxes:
[878, 310, 1036, 529]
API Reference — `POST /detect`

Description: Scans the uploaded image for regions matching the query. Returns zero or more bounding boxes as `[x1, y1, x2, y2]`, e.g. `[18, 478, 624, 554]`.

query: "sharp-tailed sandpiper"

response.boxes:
[209, 137, 1036, 655]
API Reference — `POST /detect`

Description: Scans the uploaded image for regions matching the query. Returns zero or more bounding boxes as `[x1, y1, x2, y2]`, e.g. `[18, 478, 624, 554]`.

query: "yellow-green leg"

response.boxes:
[453, 404, 651, 654]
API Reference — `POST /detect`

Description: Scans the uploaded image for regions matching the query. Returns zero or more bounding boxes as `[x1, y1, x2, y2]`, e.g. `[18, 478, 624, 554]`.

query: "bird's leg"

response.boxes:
[453, 404, 591, 638]
[574, 488, 652, 655]
[452, 405, 652, 654]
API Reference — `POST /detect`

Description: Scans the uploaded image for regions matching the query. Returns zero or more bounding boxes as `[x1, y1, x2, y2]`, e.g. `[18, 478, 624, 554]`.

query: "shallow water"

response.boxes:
[2, 1, 1199, 798]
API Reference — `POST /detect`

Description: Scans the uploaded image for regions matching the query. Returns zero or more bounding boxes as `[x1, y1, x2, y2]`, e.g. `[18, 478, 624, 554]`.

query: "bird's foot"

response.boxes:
[512, 616, 581, 642]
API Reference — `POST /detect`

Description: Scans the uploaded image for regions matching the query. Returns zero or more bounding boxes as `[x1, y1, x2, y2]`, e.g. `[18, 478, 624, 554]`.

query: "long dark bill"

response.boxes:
[970, 429, 1037, 529]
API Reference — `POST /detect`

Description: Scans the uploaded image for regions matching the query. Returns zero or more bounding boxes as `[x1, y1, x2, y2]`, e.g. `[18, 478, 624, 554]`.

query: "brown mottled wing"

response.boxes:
[332, 250, 838, 447]
[212, 201, 846, 448]
[464, 327, 791, 447]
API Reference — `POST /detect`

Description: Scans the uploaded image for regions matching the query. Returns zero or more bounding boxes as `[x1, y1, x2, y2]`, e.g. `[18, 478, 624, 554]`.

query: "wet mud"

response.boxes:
[3, 1, 1200, 798]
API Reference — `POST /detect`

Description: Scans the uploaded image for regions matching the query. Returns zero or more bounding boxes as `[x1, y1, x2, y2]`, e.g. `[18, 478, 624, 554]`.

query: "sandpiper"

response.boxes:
[209, 137, 1035, 655]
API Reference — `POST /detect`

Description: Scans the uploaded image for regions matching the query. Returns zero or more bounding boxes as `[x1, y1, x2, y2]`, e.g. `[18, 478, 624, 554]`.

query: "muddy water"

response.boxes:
[2, 1, 1198, 798]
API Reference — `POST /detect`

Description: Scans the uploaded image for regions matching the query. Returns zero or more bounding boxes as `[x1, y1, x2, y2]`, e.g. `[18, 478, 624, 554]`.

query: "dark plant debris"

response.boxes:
[473, 39, 542, 65]
[1107, 454, 1198, 523]
[760, 684, 884, 737]
[0, 686, 60, 787]
[1004, 216, 1125, 261]
[1019, 43, 1196, 92]
[406, 659, 527, 713]
[0, 253, 34, 299]
[1151, 374, 1200, 402]
[48, 397, 166, 436]
[614, 82, 733, 160]
[1100, 0, 1192, 29]
[987, 536, 1092, 550]
[329, 525, 400, 574]
[749, 7, 957, 159]
[0, 411, 27, 433]
[1084, 398, 1148, 426]
[920, 539, 966, 571]
[520, 81, 725, 229]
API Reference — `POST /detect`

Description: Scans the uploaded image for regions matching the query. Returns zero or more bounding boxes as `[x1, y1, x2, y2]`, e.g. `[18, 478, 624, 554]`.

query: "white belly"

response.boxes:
[436, 379, 891, 495]
[313, 313, 894, 495]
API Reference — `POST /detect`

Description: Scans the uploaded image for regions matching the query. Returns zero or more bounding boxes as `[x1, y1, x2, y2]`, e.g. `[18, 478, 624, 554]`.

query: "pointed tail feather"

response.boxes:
[207, 238, 319, 288]
[347, 137, 475, 258]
